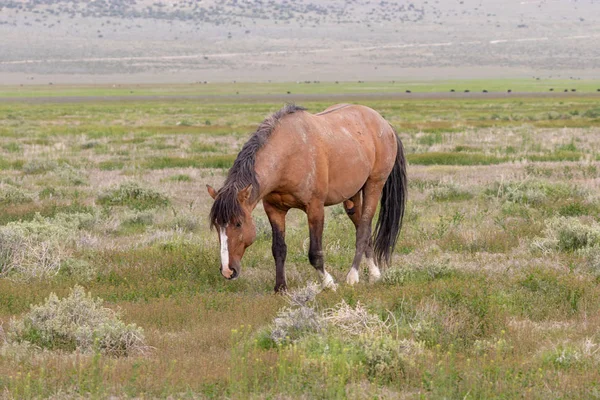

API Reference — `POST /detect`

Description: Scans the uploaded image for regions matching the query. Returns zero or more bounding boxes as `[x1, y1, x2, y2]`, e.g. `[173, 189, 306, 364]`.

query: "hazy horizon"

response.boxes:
[1, 0, 599, 84]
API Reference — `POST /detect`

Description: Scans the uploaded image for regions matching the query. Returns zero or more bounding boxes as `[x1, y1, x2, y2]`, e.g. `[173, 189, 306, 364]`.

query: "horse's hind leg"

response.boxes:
[306, 201, 337, 290]
[346, 181, 385, 285]
[344, 193, 381, 284]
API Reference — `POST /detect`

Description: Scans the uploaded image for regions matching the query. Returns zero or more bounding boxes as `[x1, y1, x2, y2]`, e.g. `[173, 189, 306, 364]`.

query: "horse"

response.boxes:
[206, 103, 407, 292]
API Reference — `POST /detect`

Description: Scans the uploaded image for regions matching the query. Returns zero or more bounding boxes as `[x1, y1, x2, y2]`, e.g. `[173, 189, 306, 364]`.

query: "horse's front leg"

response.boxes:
[306, 201, 337, 290]
[264, 201, 288, 293]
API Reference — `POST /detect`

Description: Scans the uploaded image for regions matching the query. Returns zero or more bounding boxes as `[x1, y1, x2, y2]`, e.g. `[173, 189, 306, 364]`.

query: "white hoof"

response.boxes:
[346, 269, 360, 285]
[369, 269, 382, 283]
[321, 271, 337, 291]
[366, 256, 381, 283]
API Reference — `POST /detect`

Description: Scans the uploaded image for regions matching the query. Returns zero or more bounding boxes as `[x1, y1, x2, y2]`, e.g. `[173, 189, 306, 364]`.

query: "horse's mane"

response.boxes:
[209, 103, 306, 228]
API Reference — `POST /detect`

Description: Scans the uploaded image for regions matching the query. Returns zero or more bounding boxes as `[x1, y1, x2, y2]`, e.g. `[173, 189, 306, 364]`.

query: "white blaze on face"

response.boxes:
[219, 226, 231, 277]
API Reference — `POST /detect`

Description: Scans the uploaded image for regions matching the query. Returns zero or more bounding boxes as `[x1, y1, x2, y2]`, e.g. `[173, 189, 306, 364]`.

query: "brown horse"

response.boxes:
[207, 103, 407, 292]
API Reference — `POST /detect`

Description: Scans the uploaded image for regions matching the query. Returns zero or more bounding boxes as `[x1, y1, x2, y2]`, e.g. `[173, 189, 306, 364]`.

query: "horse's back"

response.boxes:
[310, 104, 397, 168]
[309, 105, 398, 204]
[256, 104, 397, 207]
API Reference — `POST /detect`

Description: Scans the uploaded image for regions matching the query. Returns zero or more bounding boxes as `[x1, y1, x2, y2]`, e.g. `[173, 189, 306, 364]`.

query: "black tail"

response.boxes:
[373, 132, 407, 266]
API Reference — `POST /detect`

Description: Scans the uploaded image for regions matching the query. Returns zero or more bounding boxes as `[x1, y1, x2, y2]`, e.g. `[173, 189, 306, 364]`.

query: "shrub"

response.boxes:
[0, 212, 97, 281]
[383, 267, 416, 285]
[541, 343, 584, 369]
[583, 108, 600, 118]
[578, 246, 600, 276]
[121, 210, 155, 227]
[170, 212, 200, 232]
[5, 285, 147, 356]
[22, 160, 58, 174]
[59, 258, 97, 282]
[97, 182, 169, 210]
[487, 179, 581, 206]
[0, 185, 34, 205]
[359, 336, 421, 381]
[532, 216, 600, 253]
[429, 183, 473, 202]
[270, 306, 322, 345]
[54, 164, 88, 186]
[270, 283, 323, 345]
[39, 187, 60, 200]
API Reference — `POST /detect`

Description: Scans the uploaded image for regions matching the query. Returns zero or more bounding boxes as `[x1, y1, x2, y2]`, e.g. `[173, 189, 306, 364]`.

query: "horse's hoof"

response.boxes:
[274, 284, 288, 294]
[346, 269, 359, 285]
[321, 271, 337, 291]
[369, 270, 382, 283]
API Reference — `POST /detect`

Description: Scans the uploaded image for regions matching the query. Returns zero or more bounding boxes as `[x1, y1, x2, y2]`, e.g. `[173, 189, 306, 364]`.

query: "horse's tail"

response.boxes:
[373, 130, 407, 266]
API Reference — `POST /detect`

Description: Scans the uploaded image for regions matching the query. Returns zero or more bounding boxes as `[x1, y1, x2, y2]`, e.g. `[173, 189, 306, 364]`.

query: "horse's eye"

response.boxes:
[235, 222, 242, 228]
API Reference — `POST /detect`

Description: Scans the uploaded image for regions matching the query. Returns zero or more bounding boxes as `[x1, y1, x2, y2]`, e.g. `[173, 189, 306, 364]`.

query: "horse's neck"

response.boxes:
[249, 178, 273, 210]
[249, 152, 281, 208]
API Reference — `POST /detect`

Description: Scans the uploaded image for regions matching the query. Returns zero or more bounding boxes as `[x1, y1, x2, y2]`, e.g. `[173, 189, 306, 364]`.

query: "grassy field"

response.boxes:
[1, 79, 600, 98]
[1, 85, 600, 398]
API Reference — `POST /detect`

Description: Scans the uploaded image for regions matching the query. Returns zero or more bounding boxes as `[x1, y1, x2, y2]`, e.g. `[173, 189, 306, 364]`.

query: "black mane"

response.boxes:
[209, 104, 306, 228]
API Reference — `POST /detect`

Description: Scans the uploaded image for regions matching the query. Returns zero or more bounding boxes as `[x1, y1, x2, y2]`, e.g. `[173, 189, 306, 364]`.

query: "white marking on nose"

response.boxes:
[219, 226, 231, 276]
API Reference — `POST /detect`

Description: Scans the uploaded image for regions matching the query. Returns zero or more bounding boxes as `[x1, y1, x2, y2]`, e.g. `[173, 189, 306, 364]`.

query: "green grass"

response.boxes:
[408, 152, 507, 165]
[145, 155, 236, 169]
[1, 79, 600, 98]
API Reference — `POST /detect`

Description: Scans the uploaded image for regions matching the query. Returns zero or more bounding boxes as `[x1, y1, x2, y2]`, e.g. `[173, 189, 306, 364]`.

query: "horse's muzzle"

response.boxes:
[221, 264, 239, 280]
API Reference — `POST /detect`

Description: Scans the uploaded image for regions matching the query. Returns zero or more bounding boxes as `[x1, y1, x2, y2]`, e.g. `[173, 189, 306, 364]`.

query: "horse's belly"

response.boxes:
[322, 137, 373, 206]
[324, 166, 370, 206]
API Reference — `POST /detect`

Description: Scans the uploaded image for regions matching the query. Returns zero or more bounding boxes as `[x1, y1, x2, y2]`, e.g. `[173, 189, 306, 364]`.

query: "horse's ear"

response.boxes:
[238, 185, 253, 203]
[206, 184, 217, 200]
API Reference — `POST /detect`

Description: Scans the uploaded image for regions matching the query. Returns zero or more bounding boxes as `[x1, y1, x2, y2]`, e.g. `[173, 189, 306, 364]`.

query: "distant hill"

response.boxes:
[0, 0, 598, 83]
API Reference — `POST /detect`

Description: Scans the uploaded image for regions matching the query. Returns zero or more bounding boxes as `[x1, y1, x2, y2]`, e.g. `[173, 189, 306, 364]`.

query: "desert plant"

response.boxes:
[532, 216, 600, 253]
[59, 258, 97, 282]
[578, 246, 600, 276]
[97, 182, 169, 210]
[0, 212, 97, 281]
[22, 160, 58, 174]
[54, 164, 89, 186]
[0, 185, 34, 205]
[487, 179, 578, 206]
[270, 283, 323, 344]
[5, 285, 147, 357]
[429, 183, 473, 202]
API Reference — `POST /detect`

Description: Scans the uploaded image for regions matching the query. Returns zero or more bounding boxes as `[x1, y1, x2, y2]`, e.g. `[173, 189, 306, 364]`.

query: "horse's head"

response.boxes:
[207, 184, 257, 280]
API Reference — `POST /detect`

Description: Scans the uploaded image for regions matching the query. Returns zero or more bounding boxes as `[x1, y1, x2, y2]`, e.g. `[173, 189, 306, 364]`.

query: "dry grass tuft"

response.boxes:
[323, 300, 390, 338]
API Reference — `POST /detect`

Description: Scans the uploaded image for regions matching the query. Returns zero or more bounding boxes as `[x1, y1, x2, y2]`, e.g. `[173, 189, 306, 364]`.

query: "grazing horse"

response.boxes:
[207, 104, 407, 292]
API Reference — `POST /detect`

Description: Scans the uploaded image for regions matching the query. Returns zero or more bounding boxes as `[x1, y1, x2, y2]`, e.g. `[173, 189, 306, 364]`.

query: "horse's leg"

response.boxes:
[264, 201, 289, 293]
[306, 201, 336, 290]
[346, 181, 385, 285]
[344, 193, 381, 283]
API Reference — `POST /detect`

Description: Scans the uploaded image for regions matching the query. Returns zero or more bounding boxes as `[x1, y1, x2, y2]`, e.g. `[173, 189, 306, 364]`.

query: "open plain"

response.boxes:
[1, 83, 600, 398]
